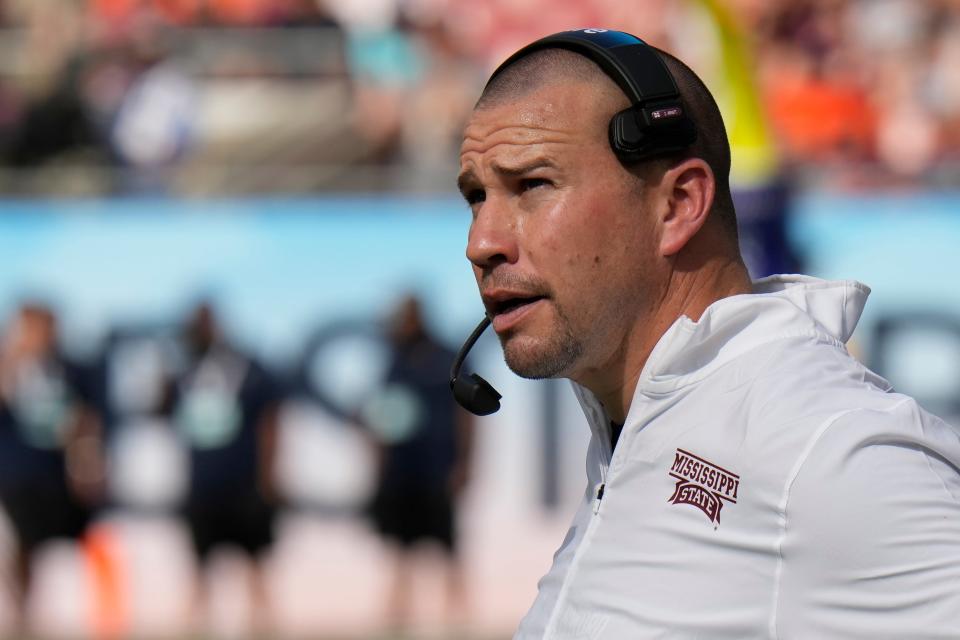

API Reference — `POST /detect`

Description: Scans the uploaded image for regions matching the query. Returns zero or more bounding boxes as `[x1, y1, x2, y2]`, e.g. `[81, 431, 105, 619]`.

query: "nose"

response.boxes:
[466, 199, 519, 270]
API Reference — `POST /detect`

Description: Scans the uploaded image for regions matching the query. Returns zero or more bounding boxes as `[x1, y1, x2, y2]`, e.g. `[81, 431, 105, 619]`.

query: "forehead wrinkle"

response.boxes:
[460, 124, 577, 155]
[460, 84, 611, 175]
[459, 132, 585, 181]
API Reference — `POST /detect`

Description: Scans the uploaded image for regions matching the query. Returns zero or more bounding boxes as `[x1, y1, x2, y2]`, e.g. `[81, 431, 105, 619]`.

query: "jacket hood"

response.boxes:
[571, 275, 871, 429]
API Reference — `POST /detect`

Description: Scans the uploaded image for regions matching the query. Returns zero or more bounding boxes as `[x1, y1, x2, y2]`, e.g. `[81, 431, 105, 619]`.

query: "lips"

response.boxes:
[482, 290, 548, 332]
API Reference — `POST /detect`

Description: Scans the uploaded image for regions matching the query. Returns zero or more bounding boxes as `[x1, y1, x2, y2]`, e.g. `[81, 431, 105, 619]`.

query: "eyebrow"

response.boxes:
[492, 158, 557, 177]
[456, 158, 558, 198]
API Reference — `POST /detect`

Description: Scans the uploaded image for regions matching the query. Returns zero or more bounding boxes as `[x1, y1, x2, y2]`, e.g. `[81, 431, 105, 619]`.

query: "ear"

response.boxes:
[657, 158, 715, 257]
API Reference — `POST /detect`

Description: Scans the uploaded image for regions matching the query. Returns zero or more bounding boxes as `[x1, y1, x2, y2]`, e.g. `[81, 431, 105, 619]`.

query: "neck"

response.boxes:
[583, 253, 752, 425]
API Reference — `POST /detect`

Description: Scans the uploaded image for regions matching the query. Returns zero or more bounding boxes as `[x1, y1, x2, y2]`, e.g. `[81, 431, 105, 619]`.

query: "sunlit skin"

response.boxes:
[458, 80, 752, 424]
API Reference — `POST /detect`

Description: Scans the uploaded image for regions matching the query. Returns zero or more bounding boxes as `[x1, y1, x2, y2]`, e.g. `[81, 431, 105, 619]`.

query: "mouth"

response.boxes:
[484, 293, 548, 332]
[488, 295, 544, 315]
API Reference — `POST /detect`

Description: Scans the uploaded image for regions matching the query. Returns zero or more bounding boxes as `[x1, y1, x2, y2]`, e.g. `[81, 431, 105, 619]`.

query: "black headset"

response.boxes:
[492, 28, 697, 164]
[450, 28, 697, 416]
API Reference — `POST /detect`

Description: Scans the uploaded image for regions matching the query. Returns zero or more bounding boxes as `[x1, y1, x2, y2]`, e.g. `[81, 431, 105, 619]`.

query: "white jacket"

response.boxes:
[516, 275, 960, 639]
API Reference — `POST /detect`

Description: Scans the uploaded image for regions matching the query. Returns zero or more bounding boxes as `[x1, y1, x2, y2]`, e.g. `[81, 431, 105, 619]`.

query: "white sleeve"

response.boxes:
[774, 401, 960, 639]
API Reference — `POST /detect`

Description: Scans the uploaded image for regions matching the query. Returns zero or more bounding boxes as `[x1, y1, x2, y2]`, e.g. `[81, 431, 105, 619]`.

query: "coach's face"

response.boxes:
[459, 81, 668, 384]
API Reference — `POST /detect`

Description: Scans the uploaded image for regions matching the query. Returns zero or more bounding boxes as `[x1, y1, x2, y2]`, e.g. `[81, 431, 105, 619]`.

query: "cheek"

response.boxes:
[567, 203, 650, 302]
[525, 208, 594, 277]
[528, 204, 619, 305]
[531, 199, 608, 268]
[542, 199, 629, 271]
[522, 180, 645, 285]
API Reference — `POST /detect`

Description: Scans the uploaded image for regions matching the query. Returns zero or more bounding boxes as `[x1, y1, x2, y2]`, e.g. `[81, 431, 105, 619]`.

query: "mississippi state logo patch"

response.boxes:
[668, 448, 739, 525]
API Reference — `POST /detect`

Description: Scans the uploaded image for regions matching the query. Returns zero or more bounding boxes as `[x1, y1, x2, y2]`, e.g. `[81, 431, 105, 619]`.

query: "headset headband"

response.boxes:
[487, 28, 697, 163]
[490, 29, 678, 105]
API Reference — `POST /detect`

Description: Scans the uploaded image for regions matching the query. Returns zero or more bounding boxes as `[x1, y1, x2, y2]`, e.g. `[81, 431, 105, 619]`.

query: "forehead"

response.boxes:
[460, 82, 609, 163]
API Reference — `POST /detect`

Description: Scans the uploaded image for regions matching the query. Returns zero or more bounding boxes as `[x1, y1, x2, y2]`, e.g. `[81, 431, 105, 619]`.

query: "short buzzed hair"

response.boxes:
[477, 48, 619, 111]
[477, 46, 738, 241]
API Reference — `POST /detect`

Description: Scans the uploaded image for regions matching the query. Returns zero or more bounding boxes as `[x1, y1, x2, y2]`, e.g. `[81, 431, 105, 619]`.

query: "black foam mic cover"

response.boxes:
[450, 315, 502, 416]
[451, 372, 501, 416]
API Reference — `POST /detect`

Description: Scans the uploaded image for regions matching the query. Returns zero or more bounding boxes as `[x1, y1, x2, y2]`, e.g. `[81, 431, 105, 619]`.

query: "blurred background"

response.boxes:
[0, 0, 957, 638]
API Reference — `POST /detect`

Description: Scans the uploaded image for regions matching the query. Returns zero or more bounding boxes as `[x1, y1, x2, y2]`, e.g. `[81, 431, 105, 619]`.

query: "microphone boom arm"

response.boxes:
[449, 315, 502, 416]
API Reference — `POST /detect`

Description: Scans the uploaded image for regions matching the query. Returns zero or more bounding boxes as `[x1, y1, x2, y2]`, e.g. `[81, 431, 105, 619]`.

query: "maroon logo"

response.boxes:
[668, 448, 739, 525]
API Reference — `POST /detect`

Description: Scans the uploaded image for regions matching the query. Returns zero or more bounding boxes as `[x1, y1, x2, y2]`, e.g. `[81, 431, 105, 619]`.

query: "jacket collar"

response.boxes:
[572, 275, 871, 432]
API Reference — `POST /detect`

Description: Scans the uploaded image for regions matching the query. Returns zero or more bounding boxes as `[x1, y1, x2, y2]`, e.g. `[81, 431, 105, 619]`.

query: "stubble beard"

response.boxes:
[500, 303, 584, 379]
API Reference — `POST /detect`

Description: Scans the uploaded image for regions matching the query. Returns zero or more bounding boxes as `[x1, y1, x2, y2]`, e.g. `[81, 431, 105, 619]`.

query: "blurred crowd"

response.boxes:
[0, 295, 474, 636]
[0, 0, 955, 195]
[748, 0, 960, 185]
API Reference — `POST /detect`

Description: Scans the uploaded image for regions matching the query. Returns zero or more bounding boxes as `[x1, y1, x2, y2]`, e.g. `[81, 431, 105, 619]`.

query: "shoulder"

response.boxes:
[785, 398, 960, 512]
[772, 400, 960, 634]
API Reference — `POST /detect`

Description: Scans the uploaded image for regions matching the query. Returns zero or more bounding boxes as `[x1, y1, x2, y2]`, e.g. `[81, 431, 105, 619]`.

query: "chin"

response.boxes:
[501, 332, 582, 380]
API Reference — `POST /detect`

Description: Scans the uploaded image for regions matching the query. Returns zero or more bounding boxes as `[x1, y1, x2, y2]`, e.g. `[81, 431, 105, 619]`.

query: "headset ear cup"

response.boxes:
[609, 105, 698, 165]
[609, 107, 647, 164]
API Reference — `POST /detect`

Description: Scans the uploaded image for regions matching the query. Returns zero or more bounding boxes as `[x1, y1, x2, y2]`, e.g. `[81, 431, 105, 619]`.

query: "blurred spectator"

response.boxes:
[343, 11, 424, 165]
[395, 7, 485, 188]
[164, 302, 283, 635]
[363, 294, 475, 632]
[4, 53, 107, 170]
[0, 302, 104, 632]
[760, 41, 877, 166]
[108, 23, 197, 193]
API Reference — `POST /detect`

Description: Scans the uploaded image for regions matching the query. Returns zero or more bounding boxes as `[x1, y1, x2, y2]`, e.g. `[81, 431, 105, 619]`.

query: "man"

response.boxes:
[457, 29, 960, 638]
[0, 303, 104, 630]
[366, 294, 475, 629]
[166, 302, 283, 633]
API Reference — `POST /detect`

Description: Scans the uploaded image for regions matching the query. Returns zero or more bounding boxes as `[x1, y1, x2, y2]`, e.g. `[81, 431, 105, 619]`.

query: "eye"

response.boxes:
[521, 177, 551, 191]
[465, 188, 486, 205]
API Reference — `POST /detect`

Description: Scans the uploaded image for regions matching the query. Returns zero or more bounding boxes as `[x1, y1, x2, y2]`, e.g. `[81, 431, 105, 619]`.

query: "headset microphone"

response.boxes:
[449, 315, 502, 416]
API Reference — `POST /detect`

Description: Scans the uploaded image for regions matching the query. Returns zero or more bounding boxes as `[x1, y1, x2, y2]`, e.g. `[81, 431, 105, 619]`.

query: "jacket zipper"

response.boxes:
[546, 383, 668, 636]
[593, 482, 605, 514]
[593, 421, 615, 514]
[543, 422, 616, 637]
